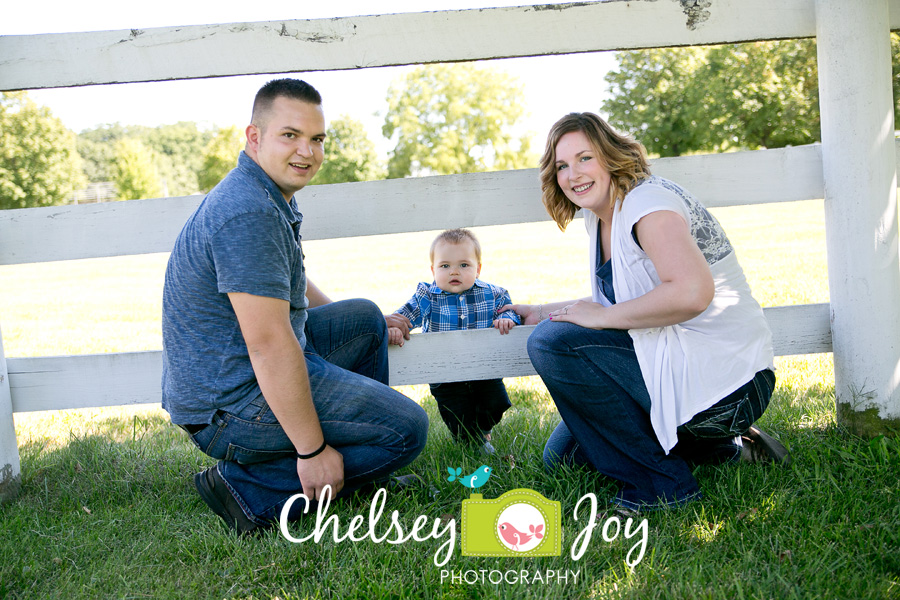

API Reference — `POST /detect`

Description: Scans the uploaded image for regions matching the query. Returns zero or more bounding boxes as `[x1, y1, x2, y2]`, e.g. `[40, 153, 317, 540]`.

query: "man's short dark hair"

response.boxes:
[251, 78, 322, 127]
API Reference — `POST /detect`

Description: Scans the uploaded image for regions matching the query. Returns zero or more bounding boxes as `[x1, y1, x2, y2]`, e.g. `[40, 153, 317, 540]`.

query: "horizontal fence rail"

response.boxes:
[0, 0, 846, 91]
[5, 0, 900, 92]
[0, 143, 837, 266]
[7, 303, 832, 414]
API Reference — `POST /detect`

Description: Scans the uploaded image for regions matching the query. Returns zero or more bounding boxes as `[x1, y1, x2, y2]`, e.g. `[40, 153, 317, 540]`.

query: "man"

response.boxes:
[162, 78, 427, 533]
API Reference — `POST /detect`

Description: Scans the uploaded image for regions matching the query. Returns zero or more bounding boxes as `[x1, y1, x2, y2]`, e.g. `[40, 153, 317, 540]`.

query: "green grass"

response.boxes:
[2, 200, 898, 599]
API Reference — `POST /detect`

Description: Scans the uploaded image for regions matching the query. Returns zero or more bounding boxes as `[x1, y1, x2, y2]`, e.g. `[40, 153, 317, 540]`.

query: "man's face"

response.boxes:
[246, 96, 325, 201]
[431, 240, 481, 294]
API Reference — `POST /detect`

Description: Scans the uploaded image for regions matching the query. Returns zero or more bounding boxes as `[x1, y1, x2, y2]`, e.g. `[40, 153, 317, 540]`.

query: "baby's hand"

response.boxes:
[493, 318, 515, 335]
[388, 327, 406, 347]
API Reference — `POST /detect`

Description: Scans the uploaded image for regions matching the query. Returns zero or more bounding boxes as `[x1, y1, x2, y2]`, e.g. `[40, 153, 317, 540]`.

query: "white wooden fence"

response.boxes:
[2, 0, 899, 503]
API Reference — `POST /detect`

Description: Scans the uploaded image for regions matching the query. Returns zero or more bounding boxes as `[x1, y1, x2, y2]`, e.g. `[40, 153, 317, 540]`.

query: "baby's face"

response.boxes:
[431, 240, 481, 294]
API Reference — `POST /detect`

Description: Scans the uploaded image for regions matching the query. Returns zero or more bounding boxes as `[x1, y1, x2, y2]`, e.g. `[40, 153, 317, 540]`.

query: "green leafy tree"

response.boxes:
[603, 47, 711, 157]
[0, 92, 87, 209]
[604, 36, 900, 157]
[77, 123, 135, 183]
[79, 122, 214, 196]
[312, 116, 384, 185]
[704, 40, 820, 150]
[145, 122, 212, 196]
[383, 63, 535, 178]
[112, 138, 161, 200]
[198, 126, 244, 192]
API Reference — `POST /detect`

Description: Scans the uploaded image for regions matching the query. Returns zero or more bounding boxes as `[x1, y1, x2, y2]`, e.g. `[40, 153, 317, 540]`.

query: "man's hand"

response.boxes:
[296, 445, 344, 501]
[385, 313, 412, 343]
[493, 318, 516, 334]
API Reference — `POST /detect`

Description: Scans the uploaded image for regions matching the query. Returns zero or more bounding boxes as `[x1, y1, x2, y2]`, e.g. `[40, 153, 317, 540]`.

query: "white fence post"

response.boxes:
[0, 325, 21, 503]
[816, 0, 900, 435]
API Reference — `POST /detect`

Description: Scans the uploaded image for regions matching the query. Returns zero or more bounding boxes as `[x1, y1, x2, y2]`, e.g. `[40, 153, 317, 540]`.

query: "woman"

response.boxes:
[505, 113, 789, 511]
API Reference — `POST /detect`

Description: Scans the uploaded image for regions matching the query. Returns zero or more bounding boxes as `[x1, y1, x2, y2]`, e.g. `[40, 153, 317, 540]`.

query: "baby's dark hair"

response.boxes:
[430, 228, 482, 263]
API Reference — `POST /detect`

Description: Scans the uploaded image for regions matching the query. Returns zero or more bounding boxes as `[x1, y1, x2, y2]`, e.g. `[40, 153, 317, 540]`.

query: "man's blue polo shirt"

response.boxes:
[161, 152, 308, 425]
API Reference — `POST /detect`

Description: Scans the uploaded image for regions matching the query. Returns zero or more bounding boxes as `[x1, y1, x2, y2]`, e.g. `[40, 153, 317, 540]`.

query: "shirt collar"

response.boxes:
[237, 151, 302, 228]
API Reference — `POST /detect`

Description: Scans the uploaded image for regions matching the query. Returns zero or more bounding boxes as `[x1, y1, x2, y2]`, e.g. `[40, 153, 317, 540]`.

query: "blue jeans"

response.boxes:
[187, 299, 429, 524]
[528, 321, 774, 510]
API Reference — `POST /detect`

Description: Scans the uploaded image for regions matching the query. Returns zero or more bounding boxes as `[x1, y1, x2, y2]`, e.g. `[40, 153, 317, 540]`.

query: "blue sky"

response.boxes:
[2, 0, 616, 158]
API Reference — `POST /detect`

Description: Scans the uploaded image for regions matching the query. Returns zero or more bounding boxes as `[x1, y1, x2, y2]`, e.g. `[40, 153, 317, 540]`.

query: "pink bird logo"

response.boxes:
[498, 522, 545, 551]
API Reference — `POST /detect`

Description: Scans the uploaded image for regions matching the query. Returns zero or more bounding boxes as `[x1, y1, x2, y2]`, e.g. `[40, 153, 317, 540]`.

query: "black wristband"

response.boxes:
[296, 440, 327, 460]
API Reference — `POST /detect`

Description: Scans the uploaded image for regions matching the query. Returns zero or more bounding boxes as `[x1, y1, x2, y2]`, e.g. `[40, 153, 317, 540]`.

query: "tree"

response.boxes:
[79, 121, 215, 196]
[112, 138, 161, 200]
[312, 115, 384, 185]
[0, 92, 87, 210]
[383, 63, 535, 178]
[704, 40, 820, 150]
[77, 123, 134, 183]
[604, 36, 900, 157]
[145, 122, 212, 196]
[199, 126, 244, 192]
[602, 47, 711, 157]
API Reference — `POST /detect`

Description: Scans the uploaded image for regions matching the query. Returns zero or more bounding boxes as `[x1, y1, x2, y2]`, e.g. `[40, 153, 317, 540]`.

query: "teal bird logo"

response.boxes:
[446, 465, 492, 489]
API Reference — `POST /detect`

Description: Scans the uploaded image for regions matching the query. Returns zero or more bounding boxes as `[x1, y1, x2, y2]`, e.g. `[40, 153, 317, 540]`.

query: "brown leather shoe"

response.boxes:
[741, 426, 792, 466]
[193, 466, 265, 534]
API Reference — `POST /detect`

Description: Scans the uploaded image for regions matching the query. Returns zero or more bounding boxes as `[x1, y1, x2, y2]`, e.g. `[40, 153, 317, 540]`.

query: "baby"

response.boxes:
[388, 228, 520, 455]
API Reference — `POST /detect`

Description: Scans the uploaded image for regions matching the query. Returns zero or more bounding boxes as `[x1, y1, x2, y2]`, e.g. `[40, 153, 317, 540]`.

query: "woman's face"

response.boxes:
[554, 130, 613, 219]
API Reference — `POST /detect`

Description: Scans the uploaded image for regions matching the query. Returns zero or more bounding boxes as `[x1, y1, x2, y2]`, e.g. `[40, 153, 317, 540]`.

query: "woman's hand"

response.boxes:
[548, 300, 609, 329]
[497, 304, 542, 325]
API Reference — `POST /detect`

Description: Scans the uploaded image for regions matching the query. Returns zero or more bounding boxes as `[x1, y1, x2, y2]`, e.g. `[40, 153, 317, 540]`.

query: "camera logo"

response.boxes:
[461, 489, 562, 558]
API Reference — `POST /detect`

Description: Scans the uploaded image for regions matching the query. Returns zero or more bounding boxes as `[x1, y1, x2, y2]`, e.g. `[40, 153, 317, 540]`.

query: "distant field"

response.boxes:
[0, 199, 828, 359]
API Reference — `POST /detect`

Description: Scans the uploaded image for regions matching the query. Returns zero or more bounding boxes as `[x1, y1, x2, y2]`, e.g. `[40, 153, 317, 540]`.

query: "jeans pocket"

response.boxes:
[224, 442, 293, 465]
[681, 394, 747, 439]
[681, 369, 775, 439]
[202, 411, 293, 462]
[733, 371, 773, 433]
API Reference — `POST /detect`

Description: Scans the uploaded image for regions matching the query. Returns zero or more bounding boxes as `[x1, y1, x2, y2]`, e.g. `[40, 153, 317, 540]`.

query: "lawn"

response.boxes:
[1, 199, 898, 599]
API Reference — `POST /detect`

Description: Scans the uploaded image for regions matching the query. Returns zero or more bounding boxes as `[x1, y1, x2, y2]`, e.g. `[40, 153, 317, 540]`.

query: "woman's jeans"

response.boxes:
[528, 320, 775, 510]
[187, 299, 429, 525]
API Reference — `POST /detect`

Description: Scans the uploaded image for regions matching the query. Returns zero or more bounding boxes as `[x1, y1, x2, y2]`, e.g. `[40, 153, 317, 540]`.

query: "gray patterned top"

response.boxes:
[633, 176, 734, 266]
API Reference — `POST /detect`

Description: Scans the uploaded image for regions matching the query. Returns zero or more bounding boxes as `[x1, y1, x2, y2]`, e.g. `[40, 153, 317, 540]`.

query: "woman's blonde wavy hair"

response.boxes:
[539, 112, 651, 231]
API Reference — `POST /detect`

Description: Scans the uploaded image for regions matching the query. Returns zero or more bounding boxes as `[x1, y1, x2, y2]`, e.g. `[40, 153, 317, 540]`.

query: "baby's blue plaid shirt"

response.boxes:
[395, 279, 521, 332]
